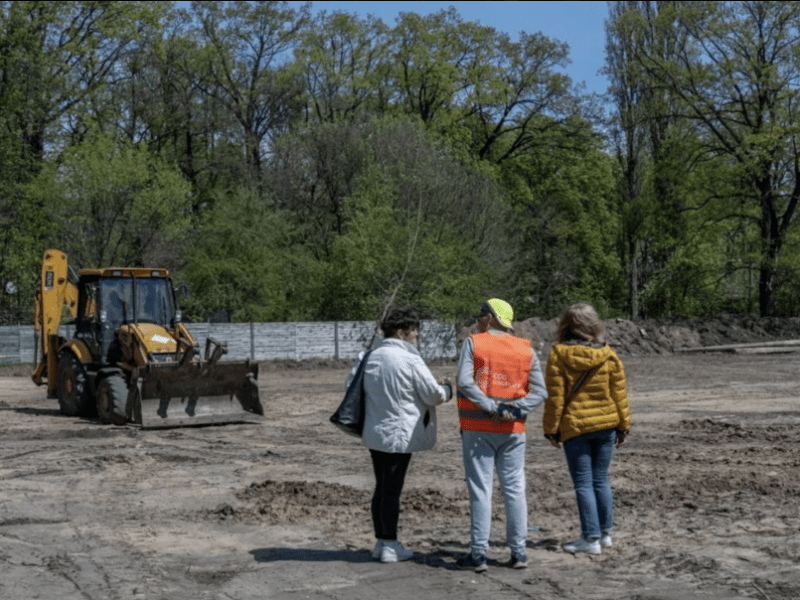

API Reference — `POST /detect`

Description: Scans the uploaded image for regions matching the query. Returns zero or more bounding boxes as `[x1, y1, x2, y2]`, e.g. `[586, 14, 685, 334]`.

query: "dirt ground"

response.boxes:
[1, 350, 800, 600]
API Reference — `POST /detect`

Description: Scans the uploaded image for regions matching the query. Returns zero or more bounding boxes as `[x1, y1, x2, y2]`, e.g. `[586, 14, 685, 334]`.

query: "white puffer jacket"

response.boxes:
[346, 338, 448, 453]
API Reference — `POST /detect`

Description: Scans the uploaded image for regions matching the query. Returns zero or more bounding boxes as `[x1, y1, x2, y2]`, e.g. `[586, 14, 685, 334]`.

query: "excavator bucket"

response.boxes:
[131, 360, 263, 428]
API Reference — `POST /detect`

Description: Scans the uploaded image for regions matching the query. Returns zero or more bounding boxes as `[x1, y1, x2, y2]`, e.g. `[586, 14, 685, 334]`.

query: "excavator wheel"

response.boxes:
[96, 375, 128, 426]
[56, 352, 94, 417]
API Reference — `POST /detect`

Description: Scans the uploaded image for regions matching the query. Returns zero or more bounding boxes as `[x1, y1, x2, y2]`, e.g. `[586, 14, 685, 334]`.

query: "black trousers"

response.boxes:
[369, 449, 412, 540]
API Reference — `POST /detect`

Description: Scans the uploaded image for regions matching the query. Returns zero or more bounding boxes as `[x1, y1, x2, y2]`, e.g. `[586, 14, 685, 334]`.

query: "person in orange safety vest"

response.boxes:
[455, 298, 546, 572]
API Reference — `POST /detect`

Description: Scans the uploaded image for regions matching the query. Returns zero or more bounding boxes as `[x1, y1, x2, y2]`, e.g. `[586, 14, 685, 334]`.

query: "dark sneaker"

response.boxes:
[509, 551, 528, 569]
[456, 553, 488, 573]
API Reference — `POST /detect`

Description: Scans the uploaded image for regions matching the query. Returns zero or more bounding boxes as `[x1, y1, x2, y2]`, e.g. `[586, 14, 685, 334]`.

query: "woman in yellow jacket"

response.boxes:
[543, 303, 631, 555]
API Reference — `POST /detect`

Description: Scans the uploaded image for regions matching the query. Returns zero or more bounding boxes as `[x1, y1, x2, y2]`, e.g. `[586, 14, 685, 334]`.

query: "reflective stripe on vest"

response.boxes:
[458, 332, 532, 434]
[457, 396, 526, 434]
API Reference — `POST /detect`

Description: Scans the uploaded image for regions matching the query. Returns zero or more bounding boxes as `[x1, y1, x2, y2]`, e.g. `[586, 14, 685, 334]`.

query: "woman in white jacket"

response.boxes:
[346, 307, 452, 563]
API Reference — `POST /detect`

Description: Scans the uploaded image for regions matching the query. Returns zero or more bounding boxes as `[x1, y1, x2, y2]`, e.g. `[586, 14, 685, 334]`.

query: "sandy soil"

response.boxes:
[1, 352, 799, 600]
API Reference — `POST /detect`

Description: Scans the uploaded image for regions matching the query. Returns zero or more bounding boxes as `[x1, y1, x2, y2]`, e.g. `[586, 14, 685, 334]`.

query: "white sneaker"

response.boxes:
[563, 537, 601, 555]
[371, 539, 385, 560]
[380, 540, 414, 563]
[600, 533, 612, 548]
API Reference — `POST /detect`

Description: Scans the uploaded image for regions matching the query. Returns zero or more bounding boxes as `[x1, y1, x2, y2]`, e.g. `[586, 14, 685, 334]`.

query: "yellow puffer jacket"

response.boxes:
[542, 342, 630, 443]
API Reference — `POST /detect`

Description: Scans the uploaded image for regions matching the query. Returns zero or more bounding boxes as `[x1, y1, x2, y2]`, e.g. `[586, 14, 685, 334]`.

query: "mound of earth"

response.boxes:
[460, 314, 800, 357]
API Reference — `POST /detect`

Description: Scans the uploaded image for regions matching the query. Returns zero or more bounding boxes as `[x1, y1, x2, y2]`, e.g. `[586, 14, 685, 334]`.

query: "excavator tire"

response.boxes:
[96, 375, 128, 426]
[56, 352, 94, 417]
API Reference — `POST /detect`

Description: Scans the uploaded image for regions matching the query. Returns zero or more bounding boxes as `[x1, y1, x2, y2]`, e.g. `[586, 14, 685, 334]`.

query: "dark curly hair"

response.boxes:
[381, 307, 422, 338]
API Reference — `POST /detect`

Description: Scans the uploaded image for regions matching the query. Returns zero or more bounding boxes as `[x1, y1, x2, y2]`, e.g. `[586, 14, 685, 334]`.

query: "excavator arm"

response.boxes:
[32, 249, 78, 393]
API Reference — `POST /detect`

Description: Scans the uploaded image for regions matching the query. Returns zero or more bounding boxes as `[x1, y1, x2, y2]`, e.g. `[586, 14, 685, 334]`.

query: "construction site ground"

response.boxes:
[1, 350, 799, 600]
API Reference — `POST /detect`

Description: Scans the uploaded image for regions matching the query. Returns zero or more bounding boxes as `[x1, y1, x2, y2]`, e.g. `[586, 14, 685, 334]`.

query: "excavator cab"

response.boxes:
[92, 276, 175, 363]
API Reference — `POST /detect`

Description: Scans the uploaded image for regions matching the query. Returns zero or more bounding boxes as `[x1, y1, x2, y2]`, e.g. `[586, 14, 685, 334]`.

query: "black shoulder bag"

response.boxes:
[330, 351, 372, 437]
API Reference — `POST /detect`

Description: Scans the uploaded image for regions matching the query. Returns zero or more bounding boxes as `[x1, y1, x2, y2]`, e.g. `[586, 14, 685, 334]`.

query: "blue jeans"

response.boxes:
[563, 429, 616, 540]
[461, 431, 527, 555]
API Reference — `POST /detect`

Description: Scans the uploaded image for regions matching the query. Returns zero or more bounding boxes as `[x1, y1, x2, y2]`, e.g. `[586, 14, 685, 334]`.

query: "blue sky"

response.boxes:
[289, 1, 611, 96]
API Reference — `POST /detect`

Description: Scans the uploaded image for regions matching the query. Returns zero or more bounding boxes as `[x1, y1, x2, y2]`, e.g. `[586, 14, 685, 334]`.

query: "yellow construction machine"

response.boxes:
[32, 249, 264, 428]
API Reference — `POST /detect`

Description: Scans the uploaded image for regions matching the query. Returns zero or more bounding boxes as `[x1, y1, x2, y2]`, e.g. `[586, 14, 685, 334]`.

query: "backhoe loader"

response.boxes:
[32, 249, 264, 428]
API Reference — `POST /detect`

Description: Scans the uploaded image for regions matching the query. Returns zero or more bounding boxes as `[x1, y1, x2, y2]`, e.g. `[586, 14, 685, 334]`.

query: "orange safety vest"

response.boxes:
[458, 332, 533, 434]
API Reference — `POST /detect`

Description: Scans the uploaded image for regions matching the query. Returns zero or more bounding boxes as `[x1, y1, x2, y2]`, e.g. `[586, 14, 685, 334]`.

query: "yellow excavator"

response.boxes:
[32, 249, 264, 428]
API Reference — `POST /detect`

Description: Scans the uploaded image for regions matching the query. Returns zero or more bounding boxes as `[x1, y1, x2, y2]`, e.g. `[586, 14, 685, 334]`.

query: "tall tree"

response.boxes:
[380, 8, 592, 165]
[605, 0, 695, 317]
[383, 8, 483, 127]
[116, 7, 240, 210]
[296, 10, 389, 123]
[465, 30, 593, 165]
[0, 1, 163, 307]
[188, 0, 308, 187]
[624, 1, 800, 316]
[0, 1, 161, 157]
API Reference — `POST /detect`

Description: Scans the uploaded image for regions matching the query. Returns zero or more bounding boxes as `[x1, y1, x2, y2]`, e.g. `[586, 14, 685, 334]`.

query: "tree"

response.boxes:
[29, 131, 191, 269]
[499, 140, 624, 319]
[295, 10, 390, 123]
[0, 1, 161, 157]
[264, 115, 509, 320]
[188, 0, 308, 187]
[383, 8, 483, 127]
[605, 0, 711, 318]
[0, 1, 163, 306]
[115, 7, 240, 211]
[623, 1, 800, 316]
[381, 8, 592, 165]
[321, 118, 507, 320]
[179, 188, 322, 321]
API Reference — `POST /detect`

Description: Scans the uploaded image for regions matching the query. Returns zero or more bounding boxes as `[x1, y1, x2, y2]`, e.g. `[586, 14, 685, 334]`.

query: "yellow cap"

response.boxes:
[480, 298, 514, 330]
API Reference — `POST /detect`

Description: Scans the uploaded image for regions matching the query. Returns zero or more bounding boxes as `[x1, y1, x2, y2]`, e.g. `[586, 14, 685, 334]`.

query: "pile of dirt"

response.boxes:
[460, 314, 800, 357]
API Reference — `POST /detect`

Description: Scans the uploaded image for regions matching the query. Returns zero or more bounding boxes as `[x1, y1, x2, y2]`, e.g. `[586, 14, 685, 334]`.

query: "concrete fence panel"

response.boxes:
[3, 320, 456, 365]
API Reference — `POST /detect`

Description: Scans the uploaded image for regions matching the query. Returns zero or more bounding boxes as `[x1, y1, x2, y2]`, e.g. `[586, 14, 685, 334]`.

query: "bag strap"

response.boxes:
[348, 350, 372, 392]
[557, 364, 601, 430]
[564, 366, 597, 409]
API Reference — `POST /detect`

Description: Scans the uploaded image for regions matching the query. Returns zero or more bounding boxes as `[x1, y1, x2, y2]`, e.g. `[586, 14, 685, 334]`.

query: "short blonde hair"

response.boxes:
[555, 303, 605, 344]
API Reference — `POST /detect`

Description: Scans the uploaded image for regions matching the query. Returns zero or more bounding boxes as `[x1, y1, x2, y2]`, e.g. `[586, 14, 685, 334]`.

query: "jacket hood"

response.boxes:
[551, 341, 614, 371]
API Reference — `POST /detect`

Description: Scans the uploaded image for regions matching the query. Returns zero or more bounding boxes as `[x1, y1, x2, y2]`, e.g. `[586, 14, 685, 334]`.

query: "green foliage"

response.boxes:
[198, 115, 509, 322]
[322, 163, 495, 321]
[773, 224, 800, 315]
[188, 0, 308, 184]
[608, 0, 800, 317]
[296, 10, 390, 123]
[8, 1, 800, 323]
[0, 1, 170, 304]
[179, 188, 323, 322]
[27, 130, 191, 268]
[499, 141, 624, 320]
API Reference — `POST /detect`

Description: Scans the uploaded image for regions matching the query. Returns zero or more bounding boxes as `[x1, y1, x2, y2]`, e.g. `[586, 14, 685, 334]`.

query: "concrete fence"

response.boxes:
[0, 320, 457, 365]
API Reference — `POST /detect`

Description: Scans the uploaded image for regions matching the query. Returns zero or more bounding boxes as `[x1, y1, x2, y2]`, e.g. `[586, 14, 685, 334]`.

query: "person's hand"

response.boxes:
[438, 377, 453, 401]
[544, 433, 560, 449]
[616, 430, 627, 447]
[491, 404, 519, 421]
